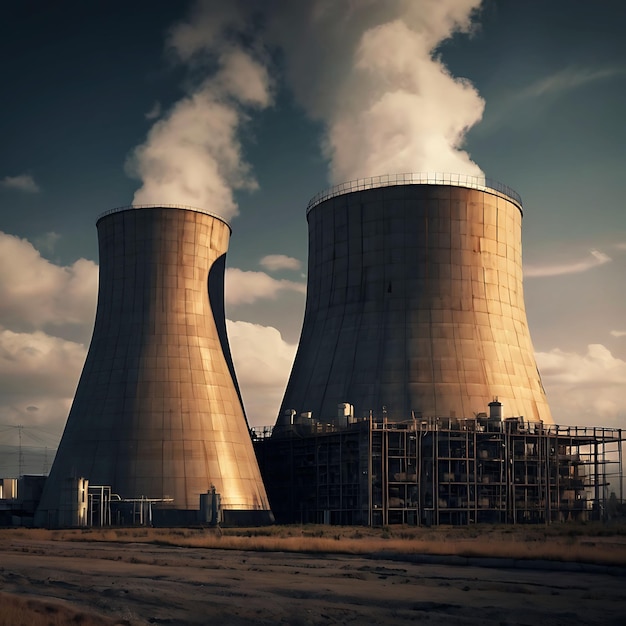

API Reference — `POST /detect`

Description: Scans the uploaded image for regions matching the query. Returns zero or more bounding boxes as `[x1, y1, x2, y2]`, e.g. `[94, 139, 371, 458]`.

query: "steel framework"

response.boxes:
[253, 415, 624, 526]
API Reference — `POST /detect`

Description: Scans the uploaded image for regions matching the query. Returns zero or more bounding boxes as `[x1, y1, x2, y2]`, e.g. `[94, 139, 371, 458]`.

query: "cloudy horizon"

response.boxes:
[1, 1, 625, 474]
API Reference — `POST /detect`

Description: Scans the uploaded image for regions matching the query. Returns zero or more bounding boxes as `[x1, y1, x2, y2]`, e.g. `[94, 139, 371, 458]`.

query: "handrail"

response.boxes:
[97, 203, 231, 229]
[306, 172, 523, 214]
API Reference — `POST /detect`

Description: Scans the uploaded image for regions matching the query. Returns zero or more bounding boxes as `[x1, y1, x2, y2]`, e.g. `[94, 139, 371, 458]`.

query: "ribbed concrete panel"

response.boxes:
[278, 183, 552, 425]
[36, 207, 272, 526]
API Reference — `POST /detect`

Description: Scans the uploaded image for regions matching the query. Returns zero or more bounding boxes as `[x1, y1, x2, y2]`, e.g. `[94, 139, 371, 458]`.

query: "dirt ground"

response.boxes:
[1, 537, 625, 625]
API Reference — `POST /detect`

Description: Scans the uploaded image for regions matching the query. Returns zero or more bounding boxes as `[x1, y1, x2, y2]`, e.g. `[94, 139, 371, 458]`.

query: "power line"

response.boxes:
[18, 424, 23, 477]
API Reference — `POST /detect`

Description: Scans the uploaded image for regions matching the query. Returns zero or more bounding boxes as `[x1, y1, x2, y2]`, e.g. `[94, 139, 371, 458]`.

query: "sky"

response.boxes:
[1, 0, 625, 474]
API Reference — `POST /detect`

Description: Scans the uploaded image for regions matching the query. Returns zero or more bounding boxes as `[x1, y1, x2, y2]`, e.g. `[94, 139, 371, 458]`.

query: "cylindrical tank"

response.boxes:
[276, 177, 552, 427]
[36, 206, 273, 527]
[489, 400, 503, 420]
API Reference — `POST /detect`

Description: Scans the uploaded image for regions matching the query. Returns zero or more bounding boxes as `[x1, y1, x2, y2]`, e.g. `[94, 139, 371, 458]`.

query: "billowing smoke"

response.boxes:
[126, 1, 272, 221]
[268, 0, 485, 183]
[128, 1, 485, 217]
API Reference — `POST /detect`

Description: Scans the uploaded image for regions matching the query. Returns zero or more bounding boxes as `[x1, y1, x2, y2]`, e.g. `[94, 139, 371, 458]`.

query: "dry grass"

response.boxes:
[1, 526, 624, 626]
[0, 591, 127, 626]
[3, 523, 626, 567]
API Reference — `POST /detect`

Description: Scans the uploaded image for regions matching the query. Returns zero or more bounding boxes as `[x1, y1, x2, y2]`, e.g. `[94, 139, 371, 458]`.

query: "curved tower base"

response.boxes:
[277, 180, 552, 430]
[36, 206, 273, 527]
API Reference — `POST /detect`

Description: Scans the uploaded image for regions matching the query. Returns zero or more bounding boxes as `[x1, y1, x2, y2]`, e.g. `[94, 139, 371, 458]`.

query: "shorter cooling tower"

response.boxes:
[277, 174, 552, 427]
[36, 205, 273, 527]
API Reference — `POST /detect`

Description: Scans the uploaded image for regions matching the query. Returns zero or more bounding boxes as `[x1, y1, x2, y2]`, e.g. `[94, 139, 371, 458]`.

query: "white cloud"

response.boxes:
[0, 232, 98, 340]
[0, 227, 302, 449]
[269, 0, 484, 183]
[536, 344, 626, 428]
[610, 330, 626, 338]
[519, 66, 623, 100]
[0, 233, 96, 440]
[227, 320, 297, 426]
[0, 228, 304, 445]
[259, 254, 302, 272]
[0, 329, 85, 402]
[524, 249, 611, 278]
[0, 327, 85, 459]
[225, 268, 306, 305]
[478, 65, 625, 135]
[1, 174, 40, 193]
[127, 3, 273, 221]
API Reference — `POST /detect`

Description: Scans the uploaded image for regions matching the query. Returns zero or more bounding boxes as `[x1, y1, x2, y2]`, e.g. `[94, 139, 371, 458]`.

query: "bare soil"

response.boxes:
[1, 530, 625, 625]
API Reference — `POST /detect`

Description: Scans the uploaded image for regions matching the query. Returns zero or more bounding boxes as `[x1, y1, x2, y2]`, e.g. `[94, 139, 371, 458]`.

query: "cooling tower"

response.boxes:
[36, 206, 273, 527]
[277, 174, 552, 427]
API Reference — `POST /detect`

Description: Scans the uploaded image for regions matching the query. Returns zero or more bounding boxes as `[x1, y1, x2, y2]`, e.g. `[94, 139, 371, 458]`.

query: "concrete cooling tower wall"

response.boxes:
[36, 206, 272, 527]
[277, 179, 552, 427]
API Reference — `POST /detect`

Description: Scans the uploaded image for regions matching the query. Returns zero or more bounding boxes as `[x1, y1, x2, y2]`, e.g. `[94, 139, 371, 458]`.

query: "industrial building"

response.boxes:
[35, 206, 273, 528]
[258, 174, 624, 525]
[0, 476, 46, 527]
[254, 406, 623, 525]
[2, 175, 619, 529]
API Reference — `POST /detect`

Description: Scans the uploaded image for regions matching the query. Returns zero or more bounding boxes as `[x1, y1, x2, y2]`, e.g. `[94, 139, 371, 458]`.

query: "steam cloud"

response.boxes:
[126, 2, 273, 221]
[268, 0, 485, 183]
[128, 0, 485, 217]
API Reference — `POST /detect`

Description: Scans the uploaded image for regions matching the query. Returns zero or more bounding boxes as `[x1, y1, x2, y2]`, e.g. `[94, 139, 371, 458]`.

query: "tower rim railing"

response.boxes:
[97, 204, 231, 230]
[306, 172, 523, 215]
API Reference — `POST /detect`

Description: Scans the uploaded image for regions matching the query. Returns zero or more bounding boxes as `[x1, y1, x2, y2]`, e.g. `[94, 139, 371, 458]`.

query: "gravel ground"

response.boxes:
[1, 538, 625, 625]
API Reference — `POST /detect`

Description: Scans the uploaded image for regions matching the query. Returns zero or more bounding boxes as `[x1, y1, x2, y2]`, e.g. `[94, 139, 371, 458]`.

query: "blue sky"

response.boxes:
[1, 0, 625, 472]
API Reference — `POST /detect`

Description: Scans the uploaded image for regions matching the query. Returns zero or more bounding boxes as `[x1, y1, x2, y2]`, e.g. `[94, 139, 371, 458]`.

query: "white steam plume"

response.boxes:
[268, 0, 485, 183]
[126, 2, 272, 221]
[128, 1, 485, 213]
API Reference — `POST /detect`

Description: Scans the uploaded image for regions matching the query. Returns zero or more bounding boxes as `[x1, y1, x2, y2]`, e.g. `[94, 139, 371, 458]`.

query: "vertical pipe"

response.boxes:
[368, 411, 373, 527]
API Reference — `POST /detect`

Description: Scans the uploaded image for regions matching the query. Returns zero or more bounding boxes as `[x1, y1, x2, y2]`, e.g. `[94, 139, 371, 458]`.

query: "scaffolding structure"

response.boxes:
[253, 414, 624, 526]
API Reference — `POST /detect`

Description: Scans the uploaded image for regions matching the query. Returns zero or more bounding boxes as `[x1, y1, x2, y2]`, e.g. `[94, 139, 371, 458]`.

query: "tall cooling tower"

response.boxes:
[277, 175, 552, 427]
[37, 206, 273, 527]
